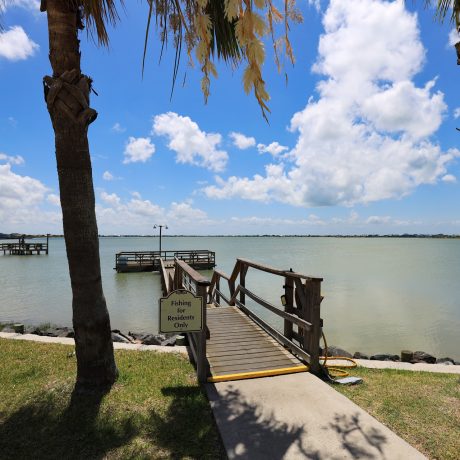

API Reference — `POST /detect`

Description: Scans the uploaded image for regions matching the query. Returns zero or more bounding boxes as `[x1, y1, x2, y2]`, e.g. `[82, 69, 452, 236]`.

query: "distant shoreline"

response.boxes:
[1, 233, 460, 239]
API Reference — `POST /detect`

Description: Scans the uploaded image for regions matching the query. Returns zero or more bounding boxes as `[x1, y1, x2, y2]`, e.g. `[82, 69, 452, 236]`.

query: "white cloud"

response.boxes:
[229, 132, 256, 149]
[0, 163, 60, 231]
[100, 191, 121, 207]
[441, 174, 456, 183]
[123, 137, 155, 164]
[111, 122, 126, 133]
[0, 26, 39, 61]
[204, 0, 458, 207]
[0, 153, 24, 165]
[366, 215, 391, 225]
[153, 112, 228, 172]
[307, 0, 321, 12]
[95, 191, 210, 233]
[102, 170, 114, 181]
[454, 108, 460, 119]
[1, 0, 40, 12]
[47, 193, 60, 206]
[167, 201, 208, 221]
[257, 142, 289, 156]
[449, 28, 459, 47]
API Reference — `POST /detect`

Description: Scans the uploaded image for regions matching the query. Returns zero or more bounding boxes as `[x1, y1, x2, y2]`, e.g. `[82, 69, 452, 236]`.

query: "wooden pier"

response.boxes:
[115, 250, 215, 273]
[159, 256, 323, 383]
[0, 235, 49, 255]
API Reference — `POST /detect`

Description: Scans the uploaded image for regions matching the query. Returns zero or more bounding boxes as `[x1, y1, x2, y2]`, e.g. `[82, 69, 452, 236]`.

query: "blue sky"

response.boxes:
[0, 0, 459, 235]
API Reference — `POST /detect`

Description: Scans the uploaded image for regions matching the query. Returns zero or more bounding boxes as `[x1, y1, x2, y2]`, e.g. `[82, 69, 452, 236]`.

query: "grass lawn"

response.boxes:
[332, 366, 460, 460]
[0, 338, 224, 459]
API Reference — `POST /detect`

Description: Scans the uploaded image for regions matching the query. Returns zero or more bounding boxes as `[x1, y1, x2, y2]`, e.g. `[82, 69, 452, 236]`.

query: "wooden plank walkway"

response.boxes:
[206, 306, 308, 383]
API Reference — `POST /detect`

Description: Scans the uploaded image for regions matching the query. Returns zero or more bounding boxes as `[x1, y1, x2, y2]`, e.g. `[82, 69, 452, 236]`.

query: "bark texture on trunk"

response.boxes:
[44, 0, 118, 389]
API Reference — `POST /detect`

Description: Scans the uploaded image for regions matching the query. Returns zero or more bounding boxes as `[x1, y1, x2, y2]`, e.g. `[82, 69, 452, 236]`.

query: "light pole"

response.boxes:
[153, 224, 168, 253]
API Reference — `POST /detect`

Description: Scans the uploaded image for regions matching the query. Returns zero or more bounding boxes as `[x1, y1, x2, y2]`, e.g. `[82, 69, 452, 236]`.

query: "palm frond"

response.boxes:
[73, 0, 124, 46]
[428, 0, 460, 30]
[206, 0, 241, 64]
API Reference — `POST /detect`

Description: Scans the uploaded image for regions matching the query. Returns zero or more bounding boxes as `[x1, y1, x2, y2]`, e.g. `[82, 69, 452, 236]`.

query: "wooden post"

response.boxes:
[304, 279, 322, 374]
[239, 264, 248, 306]
[46, 233, 49, 255]
[196, 282, 208, 383]
[216, 277, 220, 305]
[284, 276, 294, 341]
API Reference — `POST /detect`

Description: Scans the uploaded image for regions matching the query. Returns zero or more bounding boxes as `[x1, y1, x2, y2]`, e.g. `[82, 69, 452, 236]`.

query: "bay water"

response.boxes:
[0, 236, 459, 360]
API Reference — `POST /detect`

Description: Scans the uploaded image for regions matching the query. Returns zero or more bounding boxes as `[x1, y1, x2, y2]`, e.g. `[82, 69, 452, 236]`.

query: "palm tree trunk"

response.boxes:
[43, 0, 118, 389]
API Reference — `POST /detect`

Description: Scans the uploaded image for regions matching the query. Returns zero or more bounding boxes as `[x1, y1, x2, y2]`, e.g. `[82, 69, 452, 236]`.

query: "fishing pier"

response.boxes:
[0, 235, 50, 255]
[157, 256, 323, 383]
[115, 250, 216, 273]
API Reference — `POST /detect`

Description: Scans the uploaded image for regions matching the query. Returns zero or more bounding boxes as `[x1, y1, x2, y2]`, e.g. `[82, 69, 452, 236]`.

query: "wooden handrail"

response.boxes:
[236, 258, 323, 281]
[158, 258, 170, 295]
[175, 258, 210, 286]
[229, 285, 312, 331]
[207, 256, 323, 374]
[234, 298, 312, 364]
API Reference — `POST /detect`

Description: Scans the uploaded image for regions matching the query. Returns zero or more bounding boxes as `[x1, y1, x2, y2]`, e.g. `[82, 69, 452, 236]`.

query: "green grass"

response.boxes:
[0, 338, 224, 459]
[332, 366, 460, 460]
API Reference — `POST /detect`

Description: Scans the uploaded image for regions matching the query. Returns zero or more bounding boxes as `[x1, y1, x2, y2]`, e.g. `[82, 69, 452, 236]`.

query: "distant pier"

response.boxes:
[1, 235, 49, 255]
[115, 250, 216, 273]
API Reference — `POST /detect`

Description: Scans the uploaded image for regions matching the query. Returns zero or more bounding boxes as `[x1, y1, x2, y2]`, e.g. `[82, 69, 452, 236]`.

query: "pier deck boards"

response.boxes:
[206, 306, 308, 382]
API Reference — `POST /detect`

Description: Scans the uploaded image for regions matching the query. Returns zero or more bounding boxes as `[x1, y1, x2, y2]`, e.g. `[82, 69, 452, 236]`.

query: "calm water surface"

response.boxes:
[0, 236, 459, 360]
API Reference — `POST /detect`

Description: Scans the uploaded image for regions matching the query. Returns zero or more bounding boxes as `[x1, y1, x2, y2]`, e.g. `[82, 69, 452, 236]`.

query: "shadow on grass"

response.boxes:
[0, 385, 137, 460]
[0, 383, 224, 459]
[146, 386, 226, 459]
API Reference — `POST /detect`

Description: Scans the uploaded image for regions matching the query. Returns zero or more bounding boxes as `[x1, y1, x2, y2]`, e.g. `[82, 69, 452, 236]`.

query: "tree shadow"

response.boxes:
[0, 385, 137, 460]
[145, 385, 227, 459]
[203, 384, 390, 460]
[205, 384, 321, 459]
[328, 412, 388, 459]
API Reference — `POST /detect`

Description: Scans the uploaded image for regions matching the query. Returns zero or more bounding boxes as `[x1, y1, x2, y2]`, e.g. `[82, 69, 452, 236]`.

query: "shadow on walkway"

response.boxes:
[207, 383, 389, 459]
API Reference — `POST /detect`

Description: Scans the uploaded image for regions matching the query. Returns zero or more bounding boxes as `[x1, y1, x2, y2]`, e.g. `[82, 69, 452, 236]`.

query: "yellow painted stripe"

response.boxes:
[207, 364, 309, 383]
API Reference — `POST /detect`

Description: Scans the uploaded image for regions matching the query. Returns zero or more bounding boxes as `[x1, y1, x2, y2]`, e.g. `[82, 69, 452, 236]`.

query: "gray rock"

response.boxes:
[161, 335, 178, 346]
[141, 334, 163, 346]
[326, 346, 353, 358]
[111, 332, 131, 343]
[370, 354, 400, 361]
[1, 326, 15, 333]
[56, 327, 74, 338]
[111, 329, 134, 343]
[42, 328, 60, 337]
[411, 351, 436, 364]
[353, 351, 369, 360]
[436, 357, 455, 365]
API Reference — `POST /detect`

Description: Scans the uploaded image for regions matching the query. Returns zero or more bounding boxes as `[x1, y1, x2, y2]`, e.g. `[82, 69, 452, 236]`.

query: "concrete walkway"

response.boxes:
[206, 372, 427, 459]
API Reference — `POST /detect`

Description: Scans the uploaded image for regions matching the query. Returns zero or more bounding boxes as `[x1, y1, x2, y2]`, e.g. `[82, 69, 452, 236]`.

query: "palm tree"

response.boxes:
[39, 0, 248, 391]
[42, 0, 120, 390]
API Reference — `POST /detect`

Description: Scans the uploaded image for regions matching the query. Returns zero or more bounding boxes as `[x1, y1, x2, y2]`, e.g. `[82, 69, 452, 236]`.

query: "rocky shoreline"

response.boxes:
[0, 323, 186, 347]
[1, 322, 458, 364]
[324, 345, 459, 365]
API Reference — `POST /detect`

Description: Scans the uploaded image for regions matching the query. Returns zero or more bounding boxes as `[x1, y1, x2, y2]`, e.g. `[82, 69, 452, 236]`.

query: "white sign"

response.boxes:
[159, 289, 203, 333]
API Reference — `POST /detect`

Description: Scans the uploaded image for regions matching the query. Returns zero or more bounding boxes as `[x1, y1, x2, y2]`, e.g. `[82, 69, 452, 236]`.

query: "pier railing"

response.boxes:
[1, 239, 49, 255]
[115, 250, 215, 272]
[171, 257, 210, 382]
[207, 258, 323, 374]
